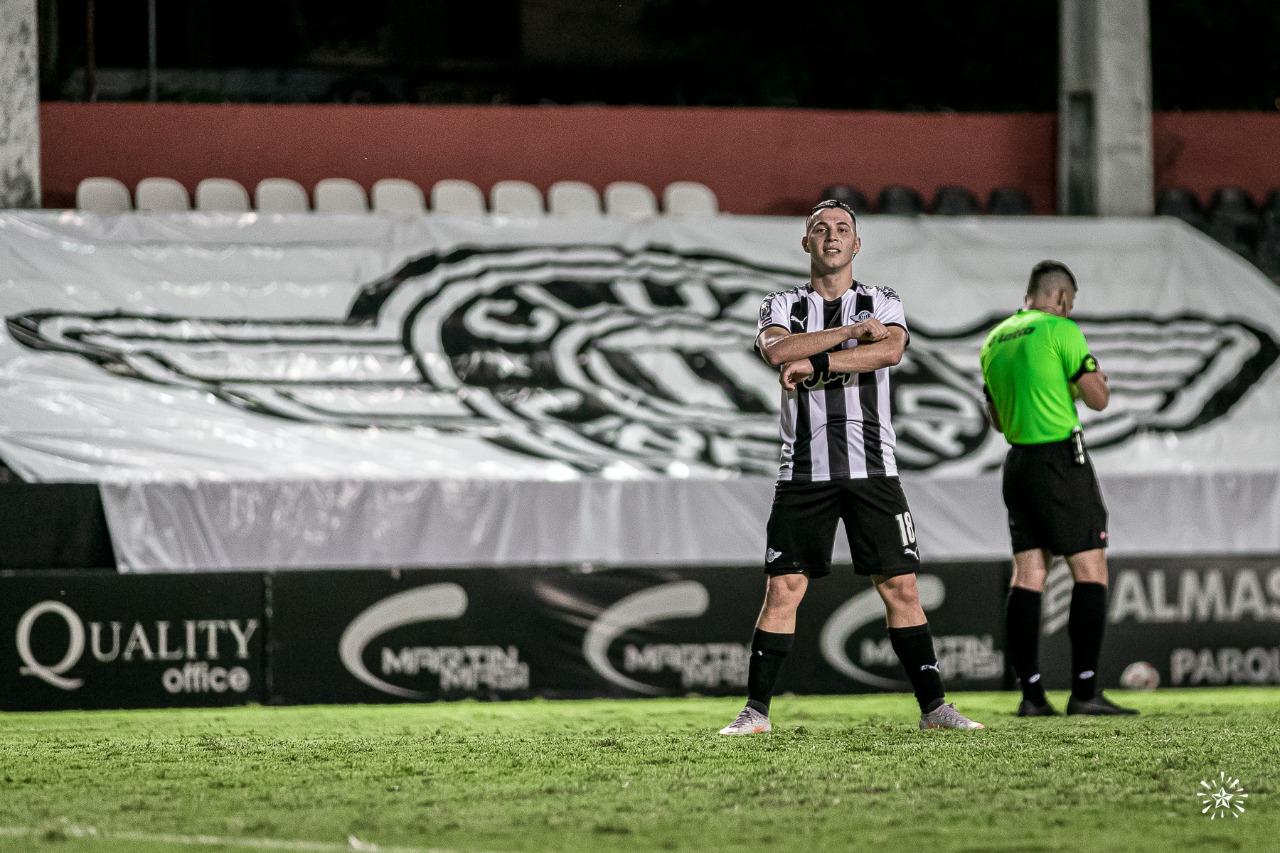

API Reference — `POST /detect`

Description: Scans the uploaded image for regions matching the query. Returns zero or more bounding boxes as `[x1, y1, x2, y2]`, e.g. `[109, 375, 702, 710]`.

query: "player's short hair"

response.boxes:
[1026, 260, 1077, 297]
[808, 199, 858, 230]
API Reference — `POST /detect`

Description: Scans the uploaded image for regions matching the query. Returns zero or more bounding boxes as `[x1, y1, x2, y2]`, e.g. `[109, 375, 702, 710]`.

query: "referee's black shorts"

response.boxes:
[1002, 437, 1108, 556]
[764, 476, 920, 579]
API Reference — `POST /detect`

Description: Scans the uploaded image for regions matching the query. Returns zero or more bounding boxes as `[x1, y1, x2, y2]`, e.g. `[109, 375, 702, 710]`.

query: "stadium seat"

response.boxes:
[1155, 186, 1208, 230]
[1264, 188, 1280, 217]
[431, 179, 486, 215]
[1208, 186, 1261, 249]
[1210, 186, 1256, 217]
[604, 181, 658, 218]
[76, 177, 131, 213]
[1256, 228, 1280, 282]
[547, 181, 602, 216]
[663, 181, 719, 217]
[932, 186, 980, 215]
[877, 185, 924, 215]
[314, 178, 368, 213]
[195, 178, 251, 212]
[1205, 220, 1255, 261]
[254, 178, 309, 213]
[135, 177, 190, 212]
[371, 179, 426, 214]
[819, 185, 869, 213]
[987, 187, 1033, 216]
[490, 180, 544, 216]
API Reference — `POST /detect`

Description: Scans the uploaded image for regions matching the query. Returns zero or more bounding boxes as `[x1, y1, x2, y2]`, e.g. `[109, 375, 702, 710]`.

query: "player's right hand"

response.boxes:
[780, 359, 813, 390]
[847, 319, 889, 342]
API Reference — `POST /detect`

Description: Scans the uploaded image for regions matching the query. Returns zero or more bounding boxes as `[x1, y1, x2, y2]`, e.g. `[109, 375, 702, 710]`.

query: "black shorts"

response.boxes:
[1002, 437, 1108, 556]
[764, 476, 921, 579]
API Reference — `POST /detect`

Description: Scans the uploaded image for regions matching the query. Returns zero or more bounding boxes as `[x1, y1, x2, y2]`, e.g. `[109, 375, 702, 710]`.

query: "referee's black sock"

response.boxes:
[746, 628, 794, 715]
[888, 623, 946, 714]
[1006, 586, 1047, 706]
[1069, 582, 1108, 701]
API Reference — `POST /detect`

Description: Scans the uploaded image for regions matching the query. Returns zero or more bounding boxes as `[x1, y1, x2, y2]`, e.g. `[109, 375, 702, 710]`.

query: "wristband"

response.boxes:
[810, 352, 830, 373]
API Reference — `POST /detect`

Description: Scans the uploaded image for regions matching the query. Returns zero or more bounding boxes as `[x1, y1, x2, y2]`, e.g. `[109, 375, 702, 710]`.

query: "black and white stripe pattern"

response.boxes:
[759, 282, 907, 482]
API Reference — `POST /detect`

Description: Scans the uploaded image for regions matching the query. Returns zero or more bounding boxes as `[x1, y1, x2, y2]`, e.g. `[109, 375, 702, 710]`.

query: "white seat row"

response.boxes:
[74, 177, 719, 217]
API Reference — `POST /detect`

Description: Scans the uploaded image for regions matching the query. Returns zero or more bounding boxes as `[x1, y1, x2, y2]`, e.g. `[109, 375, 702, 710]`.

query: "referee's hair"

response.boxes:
[1026, 260, 1077, 297]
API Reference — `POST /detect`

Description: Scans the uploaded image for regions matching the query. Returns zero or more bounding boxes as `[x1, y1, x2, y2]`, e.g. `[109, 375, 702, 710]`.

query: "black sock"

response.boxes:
[1006, 586, 1047, 705]
[888, 623, 945, 713]
[746, 629, 793, 715]
[1069, 582, 1107, 701]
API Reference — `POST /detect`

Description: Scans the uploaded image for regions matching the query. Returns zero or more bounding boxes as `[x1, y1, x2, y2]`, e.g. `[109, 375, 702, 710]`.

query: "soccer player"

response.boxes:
[719, 199, 985, 734]
[979, 260, 1137, 717]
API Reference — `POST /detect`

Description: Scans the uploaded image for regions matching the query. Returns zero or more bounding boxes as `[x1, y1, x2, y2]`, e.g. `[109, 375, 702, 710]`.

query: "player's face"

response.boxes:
[802, 208, 860, 272]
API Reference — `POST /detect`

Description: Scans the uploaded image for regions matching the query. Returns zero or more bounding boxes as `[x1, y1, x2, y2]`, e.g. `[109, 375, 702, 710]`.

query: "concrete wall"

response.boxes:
[0, 0, 41, 208]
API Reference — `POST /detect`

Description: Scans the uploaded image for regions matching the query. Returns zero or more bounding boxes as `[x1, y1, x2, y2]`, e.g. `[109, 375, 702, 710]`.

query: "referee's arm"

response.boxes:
[1075, 370, 1110, 411]
[982, 384, 1004, 433]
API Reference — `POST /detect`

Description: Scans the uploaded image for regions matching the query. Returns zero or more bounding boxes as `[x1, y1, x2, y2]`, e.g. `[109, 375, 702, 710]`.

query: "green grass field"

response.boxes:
[0, 688, 1273, 852]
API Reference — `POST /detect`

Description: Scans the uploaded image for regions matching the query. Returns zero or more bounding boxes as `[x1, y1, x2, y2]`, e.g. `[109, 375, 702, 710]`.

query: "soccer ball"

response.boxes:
[1120, 661, 1160, 691]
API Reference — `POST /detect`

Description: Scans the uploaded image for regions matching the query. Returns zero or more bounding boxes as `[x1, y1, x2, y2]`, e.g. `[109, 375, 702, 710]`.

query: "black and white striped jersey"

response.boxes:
[757, 281, 909, 482]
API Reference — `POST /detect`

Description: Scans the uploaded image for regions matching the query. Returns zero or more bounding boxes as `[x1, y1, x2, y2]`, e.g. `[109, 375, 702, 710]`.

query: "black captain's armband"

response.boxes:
[1071, 353, 1100, 381]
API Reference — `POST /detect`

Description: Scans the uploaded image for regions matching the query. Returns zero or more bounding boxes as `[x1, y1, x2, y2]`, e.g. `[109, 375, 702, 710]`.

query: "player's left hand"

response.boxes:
[780, 359, 813, 390]
[849, 318, 889, 343]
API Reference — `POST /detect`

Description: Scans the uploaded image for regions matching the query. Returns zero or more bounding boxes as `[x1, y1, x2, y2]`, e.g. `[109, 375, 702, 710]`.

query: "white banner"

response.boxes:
[2, 211, 1278, 569]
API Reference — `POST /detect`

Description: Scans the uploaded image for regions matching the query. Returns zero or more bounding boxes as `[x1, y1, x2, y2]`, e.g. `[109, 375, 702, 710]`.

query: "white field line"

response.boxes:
[0, 825, 506, 853]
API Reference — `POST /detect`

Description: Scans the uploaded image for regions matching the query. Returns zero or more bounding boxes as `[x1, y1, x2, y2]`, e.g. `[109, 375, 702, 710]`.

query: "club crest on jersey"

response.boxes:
[7, 244, 1278, 474]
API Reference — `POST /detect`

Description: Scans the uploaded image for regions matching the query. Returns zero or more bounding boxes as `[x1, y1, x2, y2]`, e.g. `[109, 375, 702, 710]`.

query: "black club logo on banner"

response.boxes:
[8, 244, 1277, 472]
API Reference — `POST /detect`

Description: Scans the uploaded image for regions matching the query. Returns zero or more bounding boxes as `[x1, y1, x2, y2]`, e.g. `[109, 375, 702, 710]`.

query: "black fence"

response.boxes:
[0, 483, 116, 570]
[1, 557, 1277, 710]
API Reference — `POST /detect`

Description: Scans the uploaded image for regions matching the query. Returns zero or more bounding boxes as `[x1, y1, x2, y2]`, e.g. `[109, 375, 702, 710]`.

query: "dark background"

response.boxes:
[36, 0, 1280, 110]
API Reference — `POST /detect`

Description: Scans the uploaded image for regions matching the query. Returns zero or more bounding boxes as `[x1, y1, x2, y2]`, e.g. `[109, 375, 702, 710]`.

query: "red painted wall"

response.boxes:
[39, 103, 1058, 214]
[38, 103, 1280, 214]
[1153, 112, 1280, 206]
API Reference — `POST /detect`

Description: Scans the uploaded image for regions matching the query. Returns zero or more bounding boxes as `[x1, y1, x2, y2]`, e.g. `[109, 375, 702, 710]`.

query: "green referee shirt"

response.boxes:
[979, 309, 1098, 444]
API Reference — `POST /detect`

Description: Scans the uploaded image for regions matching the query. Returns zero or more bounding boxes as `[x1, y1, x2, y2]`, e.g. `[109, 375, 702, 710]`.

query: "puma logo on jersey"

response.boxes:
[766, 548, 784, 563]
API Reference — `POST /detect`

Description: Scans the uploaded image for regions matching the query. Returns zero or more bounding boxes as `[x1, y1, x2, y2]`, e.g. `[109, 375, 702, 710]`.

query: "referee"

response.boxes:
[719, 199, 984, 734]
[980, 260, 1136, 717]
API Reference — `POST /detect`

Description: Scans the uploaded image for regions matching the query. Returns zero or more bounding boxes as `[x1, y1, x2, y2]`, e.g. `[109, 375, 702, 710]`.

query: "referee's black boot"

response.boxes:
[1017, 697, 1060, 717]
[1066, 691, 1139, 716]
